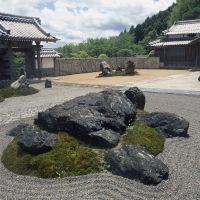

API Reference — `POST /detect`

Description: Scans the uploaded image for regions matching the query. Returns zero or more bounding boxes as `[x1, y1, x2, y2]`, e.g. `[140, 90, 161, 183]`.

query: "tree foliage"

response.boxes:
[58, 0, 199, 57]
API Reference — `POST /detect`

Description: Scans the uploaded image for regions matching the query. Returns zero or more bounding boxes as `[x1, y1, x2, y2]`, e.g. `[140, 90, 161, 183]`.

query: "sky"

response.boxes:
[0, 0, 176, 47]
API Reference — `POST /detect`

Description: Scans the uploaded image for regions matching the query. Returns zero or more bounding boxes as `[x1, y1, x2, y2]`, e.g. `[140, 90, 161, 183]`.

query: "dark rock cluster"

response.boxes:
[7, 87, 190, 185]
[35, 89, 137, 148]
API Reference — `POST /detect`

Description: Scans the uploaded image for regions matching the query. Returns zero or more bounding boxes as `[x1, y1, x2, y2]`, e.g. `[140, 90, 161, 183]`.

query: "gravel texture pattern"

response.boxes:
[0, 83, 200, 200]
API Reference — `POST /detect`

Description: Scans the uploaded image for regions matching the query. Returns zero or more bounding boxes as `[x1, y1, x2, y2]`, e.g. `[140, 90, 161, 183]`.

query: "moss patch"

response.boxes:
[121, 123, 165, 156]
[0, 87, 39, 99]
[98, 71, 138, 77]
[2, 133, 104, 178]
[136, 109, 149, 119]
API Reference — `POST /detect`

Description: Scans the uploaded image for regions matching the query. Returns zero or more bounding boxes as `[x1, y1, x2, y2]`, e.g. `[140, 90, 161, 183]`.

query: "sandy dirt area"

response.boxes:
[51, 69, 191, 86]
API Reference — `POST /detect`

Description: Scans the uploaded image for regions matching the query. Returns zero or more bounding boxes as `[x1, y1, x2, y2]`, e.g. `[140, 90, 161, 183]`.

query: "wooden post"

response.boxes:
[36, 41, 41, 78]
[7, 43, 15, 80]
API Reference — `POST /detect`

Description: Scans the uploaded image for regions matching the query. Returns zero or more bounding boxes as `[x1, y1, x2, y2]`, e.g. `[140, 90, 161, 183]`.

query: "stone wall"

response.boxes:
[54, 57, 160, 76]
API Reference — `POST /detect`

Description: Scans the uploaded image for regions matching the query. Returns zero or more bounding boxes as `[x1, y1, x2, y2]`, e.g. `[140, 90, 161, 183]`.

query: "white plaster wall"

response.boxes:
[35, 58, 54, 69]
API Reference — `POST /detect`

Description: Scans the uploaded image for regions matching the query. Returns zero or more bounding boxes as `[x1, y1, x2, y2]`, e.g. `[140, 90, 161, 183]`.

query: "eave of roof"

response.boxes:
[164, 19, 200, 35]
[35, 48, 61, 58]
[0, 12, 58, 42]
[149, 37, 200, 47]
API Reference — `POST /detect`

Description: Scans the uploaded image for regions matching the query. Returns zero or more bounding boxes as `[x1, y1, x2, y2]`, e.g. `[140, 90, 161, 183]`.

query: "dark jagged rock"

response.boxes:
[104, 145, 169, 185]
[125, 87, 145, 109]
[16, 124, 57, 155]
[88, 129, 120, 148]
[138, 112, 189, 138]
[198, 76, 200, 82]
[7, 123, 30, 137]
[35, 90, 137, 147]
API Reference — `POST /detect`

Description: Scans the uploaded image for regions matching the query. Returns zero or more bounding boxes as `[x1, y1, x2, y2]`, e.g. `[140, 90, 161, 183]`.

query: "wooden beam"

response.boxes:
[36, 41, 41, 78]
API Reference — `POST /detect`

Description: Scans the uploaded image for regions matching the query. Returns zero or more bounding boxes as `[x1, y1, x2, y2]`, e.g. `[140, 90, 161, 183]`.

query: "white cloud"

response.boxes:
[0, 0, 176, 47]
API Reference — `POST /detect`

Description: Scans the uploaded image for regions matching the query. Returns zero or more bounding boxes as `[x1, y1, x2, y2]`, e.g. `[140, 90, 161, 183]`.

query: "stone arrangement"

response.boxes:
[10, 75, 29, 89]
[7, 87, 189, 185]
[99, 61, 112, 76]
[125, 60, 135, 74]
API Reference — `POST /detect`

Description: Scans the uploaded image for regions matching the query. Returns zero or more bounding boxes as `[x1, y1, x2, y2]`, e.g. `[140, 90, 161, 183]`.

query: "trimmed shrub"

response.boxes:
[121, 122, 165, 156]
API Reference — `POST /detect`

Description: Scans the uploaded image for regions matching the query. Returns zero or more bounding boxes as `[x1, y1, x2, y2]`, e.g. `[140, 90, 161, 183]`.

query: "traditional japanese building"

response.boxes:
[0, 12, 58, 80]
[150, 19, 200, 69]
[35, 48, 61, 76]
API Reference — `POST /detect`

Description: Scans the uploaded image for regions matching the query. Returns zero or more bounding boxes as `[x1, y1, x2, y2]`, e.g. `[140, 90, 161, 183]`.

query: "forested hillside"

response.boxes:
[58, 0, 200, 58]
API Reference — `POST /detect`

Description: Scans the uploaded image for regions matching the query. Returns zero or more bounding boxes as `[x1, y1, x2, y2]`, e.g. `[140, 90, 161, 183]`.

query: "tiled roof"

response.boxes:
[165, 19, 200, 35]
[0, 12, 58, 42]
[36, 48, 61, 58]
[150, 38, 200, 47]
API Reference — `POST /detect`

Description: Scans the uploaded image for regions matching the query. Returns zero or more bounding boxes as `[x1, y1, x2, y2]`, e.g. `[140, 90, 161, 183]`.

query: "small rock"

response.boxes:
[138, 112, 189, 138]
[125, 87, 145, 109]
[16, 124, 57, 154]
[104, 145, 169, 185]
[116, 66, 123, 72]
[45, 79, 52, 88]
[11, 75, 29, 89]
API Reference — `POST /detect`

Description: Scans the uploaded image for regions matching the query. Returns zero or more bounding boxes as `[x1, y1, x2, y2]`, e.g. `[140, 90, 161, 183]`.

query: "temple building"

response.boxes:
[0, 12, 58, 80]
[150, 19, 200, 69]
[35, 48, 61, 77]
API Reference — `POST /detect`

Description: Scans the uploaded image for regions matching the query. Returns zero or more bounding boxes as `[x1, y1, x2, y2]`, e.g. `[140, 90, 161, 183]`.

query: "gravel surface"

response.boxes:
[0, 83, 200, 200]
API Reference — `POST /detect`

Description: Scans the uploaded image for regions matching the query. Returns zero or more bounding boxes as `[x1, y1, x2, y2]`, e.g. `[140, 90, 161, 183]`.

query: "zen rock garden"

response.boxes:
[2, 87, 189, 185]
[99, 60, 136, 76]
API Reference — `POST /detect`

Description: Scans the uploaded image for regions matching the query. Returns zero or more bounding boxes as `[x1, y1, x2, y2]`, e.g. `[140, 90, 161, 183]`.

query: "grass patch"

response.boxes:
[97, 71, 138, 77]
[0, 87, 39, 99]
[2, 133, 104, 178]
[121, 122, 165, 156]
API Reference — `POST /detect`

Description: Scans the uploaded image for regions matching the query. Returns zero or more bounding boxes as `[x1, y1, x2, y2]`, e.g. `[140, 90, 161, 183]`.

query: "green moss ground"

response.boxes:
[1, 133, 104, 178]
[0, 87, 39, 99]
[121, 122, 165, 156]
[98, 71, 139, 77]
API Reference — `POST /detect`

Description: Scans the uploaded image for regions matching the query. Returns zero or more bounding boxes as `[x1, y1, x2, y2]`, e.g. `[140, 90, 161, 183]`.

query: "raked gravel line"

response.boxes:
[0, 84, 200, 200]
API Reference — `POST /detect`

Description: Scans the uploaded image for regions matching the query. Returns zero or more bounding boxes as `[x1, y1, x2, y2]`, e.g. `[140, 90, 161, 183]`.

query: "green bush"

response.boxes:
[0, 87, 39, 99]
[98, 54, 108, 59]
[2, 133, 103, 178]
[121, 122, 165, 156]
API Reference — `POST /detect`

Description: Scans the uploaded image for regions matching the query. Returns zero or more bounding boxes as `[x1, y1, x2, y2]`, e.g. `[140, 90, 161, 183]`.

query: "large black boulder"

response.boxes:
[16, 124, 57, 155]
[104, 145, 169, 185]
[125, 87, 145, 109]
[138, 112, 189, 138]
[35, 90, 136, 148]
